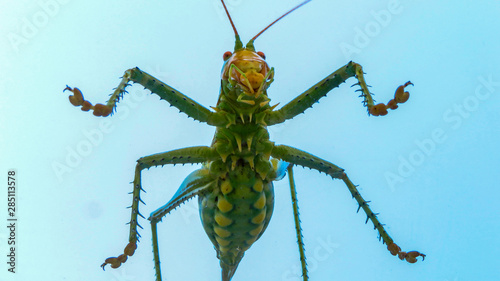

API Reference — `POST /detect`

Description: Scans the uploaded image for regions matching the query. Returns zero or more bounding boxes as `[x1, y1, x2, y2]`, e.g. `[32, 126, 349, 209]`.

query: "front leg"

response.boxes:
[100, 146, 218, 270]
[271, 144, 425, 263]
[64, 67, 228, 126]
[266, 61, 412, 125]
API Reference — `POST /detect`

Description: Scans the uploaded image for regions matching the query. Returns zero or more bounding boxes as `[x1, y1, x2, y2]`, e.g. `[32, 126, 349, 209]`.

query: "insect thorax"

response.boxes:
[197, 81, 279, 269]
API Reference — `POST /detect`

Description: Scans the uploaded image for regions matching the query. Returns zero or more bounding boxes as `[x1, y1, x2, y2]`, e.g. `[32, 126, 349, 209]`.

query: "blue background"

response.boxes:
[1, 0, 499, 281]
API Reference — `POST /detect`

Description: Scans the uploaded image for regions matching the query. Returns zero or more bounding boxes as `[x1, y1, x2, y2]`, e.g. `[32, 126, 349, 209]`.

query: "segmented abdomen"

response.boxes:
[198, 167, 274, 267]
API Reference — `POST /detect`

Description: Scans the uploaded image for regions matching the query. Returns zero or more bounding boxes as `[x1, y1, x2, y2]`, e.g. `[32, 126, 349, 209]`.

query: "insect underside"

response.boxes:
[64, 1, 425, 280]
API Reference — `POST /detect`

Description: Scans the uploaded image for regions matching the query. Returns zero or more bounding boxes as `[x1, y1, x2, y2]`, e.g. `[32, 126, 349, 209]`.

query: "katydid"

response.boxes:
[64, 0, 424, 280]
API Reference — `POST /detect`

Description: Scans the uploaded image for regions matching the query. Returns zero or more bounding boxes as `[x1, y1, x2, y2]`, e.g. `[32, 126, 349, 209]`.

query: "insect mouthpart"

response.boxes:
[223, 49, 272, 97]
[231, 62, 265, 93]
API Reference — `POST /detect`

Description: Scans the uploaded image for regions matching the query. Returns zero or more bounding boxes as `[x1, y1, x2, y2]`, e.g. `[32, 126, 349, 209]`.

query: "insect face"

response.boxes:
[222, 49, 272, 97]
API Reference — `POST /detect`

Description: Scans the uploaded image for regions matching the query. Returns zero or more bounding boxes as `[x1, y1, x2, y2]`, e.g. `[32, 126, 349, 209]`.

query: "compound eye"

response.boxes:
[223, 51, 232, 61]
[257, 51, 266, 59]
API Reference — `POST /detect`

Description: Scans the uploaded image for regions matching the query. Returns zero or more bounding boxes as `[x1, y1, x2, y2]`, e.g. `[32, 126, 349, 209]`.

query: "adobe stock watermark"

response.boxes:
[340, 0, 403, 59]
[7, 0, 71, 53]
[52, 88, 147, 182]
[281, 235, 340, 281]
[385, 75, 499, 191]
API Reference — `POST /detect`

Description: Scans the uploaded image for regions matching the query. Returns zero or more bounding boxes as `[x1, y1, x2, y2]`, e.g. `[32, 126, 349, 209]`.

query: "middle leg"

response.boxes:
[101, 146, 219, 270]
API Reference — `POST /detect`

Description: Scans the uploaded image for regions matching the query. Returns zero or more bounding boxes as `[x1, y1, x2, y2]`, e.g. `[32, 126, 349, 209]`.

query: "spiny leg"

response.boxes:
[266, 61, 412, 125]
[64, 68, 228, 126]
[149, 168, 215, 281]
[287, 165, 308, 281]
[151, 221, 161, 281]
[342, 176, 426, 263]
[101, 146, 218, 270]
[272, 144, 425, 262]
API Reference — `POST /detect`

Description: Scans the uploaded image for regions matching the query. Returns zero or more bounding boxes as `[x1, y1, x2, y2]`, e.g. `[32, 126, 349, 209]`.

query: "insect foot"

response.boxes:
[387, 242, 425, 263]
[64, 86, 112, 117]
[369, 81, 413, 116]
[100, 241, 137, 270]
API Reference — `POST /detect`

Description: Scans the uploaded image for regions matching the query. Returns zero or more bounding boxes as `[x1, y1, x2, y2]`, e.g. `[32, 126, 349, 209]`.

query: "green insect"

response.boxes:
[64, 1, 425, 280]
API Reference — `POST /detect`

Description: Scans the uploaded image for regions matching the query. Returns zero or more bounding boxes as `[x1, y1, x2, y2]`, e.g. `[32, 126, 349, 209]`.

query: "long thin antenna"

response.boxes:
[221, 0, 238, 37]
[221, 0, 243, 50]
[250, 0, 311, 42]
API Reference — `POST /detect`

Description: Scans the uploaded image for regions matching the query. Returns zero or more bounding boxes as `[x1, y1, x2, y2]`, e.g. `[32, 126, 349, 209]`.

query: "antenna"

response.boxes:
[251, 0, 311, 42]
[221, 0, 243, 51]
[221, 0, 311, 51]
[221, 0, 239, 37]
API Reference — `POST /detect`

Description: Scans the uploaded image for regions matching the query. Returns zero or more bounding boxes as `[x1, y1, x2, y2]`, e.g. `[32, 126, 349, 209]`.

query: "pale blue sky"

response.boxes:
[1, 1, 499, 281]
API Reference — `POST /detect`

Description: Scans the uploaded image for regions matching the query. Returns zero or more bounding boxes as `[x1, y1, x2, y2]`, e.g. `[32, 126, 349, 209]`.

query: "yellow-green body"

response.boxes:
[64, 1, 425, 280]
[198, 165, 275, 276]
[198, 52, 281, 277]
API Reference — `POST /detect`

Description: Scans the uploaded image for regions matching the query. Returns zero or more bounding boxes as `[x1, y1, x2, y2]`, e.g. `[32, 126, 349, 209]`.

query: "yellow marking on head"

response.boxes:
[214, 226, 231, 238]
[253, 193, 266, 210]
[221, 180, 233, 194]
[217, 197, 233, 213]
[253, 179, 263, 192]
[215, 213, 233, 227]
[251, 210, 266, 224]
[248, 224, 264, 237]
[239, 72, 255, 94]
[216, 236, 231, 247]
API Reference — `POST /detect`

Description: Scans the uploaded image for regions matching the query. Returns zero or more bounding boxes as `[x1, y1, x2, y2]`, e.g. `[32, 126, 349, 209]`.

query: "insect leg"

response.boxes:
[100, 146, 218, 271]
[64, 68, 228, 126]
[342, 175, 425, 263]
[149, 168, 215, 281]
[151, 220, 162, 281]
[266, 61, 412, 125]
[286, 164, 308, 281]
[272, 144, 425, 263]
